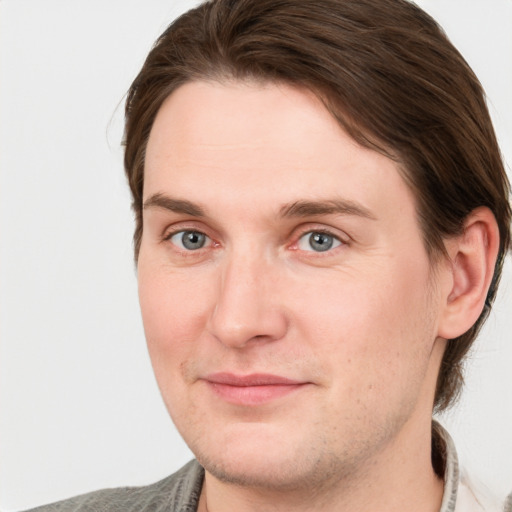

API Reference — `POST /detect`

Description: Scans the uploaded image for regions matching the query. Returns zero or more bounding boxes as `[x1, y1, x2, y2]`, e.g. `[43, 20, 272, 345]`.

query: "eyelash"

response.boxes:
[294, 229, 345, 253]
[162, 226, 348, 255]
[162, 228, 216, 254]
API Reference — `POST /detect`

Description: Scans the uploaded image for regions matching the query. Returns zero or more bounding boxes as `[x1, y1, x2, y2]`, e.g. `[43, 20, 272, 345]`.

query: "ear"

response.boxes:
[437, 207, 500, 340]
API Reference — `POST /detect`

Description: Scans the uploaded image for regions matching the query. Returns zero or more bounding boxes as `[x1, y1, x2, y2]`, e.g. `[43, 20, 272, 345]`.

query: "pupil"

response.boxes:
[310, 232, 333, 252]
[182, 231, 205, 250]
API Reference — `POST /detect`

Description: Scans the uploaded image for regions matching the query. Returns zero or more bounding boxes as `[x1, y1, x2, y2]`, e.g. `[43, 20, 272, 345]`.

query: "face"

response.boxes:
[138, 81, 446, 490]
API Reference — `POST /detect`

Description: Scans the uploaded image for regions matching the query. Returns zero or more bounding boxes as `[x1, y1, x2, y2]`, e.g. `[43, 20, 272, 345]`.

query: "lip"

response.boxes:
[203, 373, 308, 406]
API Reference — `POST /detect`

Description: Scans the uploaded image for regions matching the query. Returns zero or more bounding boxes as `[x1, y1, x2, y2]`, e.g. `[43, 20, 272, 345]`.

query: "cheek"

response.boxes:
[137, 261, 216, 371]
[354, 276, 436, 405]
[293, 260, 436, 391]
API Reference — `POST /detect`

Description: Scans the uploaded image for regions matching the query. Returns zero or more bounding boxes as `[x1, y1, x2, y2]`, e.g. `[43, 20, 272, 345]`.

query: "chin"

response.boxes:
[199, 450, 327, 490]
[186, 423, 347, 491]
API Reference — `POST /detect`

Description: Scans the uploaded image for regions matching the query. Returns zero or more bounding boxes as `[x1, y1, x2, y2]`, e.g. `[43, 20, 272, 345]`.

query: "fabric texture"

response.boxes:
[22, 424, 510, 512]
[22, 460, 204, 512]
[436, 422, 503, 512]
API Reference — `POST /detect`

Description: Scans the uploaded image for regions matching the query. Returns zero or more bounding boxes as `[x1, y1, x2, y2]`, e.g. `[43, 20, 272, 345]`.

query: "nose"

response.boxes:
[207, 251, 288, 349]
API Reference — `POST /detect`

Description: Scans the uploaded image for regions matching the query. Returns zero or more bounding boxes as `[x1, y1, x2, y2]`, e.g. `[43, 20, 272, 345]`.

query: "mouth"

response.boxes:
[203, 372, 309, 406]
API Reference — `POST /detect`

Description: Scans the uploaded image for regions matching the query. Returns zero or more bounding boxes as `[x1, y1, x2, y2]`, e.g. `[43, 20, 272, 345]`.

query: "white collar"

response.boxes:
[435, 421, 505, 512]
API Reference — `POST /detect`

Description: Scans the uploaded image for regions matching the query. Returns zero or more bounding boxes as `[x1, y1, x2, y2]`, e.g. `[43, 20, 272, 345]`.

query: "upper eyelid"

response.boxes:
[298, 229, 341, 240]
[160, 223, 349, 246]
[162, 223, 213, 240]
[292, 224, 350, 242]
[298, 227, 340, 236]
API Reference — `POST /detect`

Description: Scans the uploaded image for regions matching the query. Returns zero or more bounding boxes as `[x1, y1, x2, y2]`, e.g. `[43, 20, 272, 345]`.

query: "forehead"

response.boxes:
[144, 80, 417, 227]
[146, 80, 348, 171]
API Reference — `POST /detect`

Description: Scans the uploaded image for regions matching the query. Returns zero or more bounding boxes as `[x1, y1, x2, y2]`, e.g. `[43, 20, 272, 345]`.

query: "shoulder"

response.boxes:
[504, 492, 512, 512]
[21, 460, 204, 512]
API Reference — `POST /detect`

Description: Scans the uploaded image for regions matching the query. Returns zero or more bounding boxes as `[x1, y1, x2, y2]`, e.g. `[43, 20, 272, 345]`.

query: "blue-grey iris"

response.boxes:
[182, 231, 206, 250]
[309, 232, 334, 252]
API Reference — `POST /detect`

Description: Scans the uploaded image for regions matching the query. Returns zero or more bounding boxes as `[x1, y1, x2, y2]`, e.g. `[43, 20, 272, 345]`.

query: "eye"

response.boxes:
[168, 230, 210, 251]
[297, 231, 342, 252]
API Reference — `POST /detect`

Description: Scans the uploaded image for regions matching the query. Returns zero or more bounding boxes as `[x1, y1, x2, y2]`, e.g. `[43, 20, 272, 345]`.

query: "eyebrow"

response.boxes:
[143, 193, 376, 221]
[143, 193, 206, 217]
[279, 199, 376, 220]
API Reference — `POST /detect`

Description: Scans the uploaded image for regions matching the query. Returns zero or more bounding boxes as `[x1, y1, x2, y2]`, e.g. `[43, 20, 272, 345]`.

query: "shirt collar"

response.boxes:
[434, 420, 459, 512]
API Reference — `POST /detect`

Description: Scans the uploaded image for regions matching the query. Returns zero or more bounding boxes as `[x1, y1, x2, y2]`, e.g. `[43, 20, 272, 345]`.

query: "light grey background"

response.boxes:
[0, 1, 511, 510]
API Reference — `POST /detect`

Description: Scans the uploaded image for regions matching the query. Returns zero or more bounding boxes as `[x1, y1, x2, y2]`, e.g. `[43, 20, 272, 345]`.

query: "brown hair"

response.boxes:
[123, 0, 511, 411]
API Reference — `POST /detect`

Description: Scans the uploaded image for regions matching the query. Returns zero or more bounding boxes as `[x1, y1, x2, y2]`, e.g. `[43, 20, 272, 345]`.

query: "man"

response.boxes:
[24, 0, 511, 510]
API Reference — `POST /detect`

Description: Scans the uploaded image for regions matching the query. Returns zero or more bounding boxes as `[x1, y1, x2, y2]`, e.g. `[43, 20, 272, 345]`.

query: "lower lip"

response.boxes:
[206, 382, 306, 405]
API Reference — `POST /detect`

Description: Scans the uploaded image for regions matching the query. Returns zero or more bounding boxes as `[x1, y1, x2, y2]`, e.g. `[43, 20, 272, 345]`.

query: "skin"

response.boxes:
[138, 81, 497, 512]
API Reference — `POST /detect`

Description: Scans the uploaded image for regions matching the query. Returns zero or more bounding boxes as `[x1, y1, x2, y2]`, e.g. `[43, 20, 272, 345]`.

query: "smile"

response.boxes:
[203, 373, 308, 406]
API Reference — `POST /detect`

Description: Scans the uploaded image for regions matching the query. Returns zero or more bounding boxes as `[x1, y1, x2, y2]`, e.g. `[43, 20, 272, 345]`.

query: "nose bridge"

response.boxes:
[208, 243, 287, 348]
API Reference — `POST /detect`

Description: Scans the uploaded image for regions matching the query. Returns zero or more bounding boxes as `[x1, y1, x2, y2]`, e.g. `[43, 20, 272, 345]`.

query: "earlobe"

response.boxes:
[438, 207, 500, 340]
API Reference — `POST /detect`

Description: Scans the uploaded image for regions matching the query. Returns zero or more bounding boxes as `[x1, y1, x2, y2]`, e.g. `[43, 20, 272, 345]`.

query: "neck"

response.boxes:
[199, 416, 444, 512]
